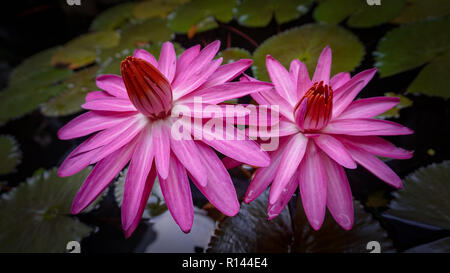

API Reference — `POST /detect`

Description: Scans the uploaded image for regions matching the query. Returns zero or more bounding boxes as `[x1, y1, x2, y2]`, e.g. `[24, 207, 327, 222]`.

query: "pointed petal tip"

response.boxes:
[334, 213, 354, 230]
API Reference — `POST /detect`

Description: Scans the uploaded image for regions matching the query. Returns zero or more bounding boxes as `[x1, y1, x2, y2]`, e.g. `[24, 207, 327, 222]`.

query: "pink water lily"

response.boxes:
[244, 46, 413, 230]
[57, 41, 272, 237]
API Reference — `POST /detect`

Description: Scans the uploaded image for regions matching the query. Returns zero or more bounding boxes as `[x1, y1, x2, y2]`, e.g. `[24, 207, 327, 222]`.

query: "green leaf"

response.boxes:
[207, 190, 392, 253]
[167, 0, 235, 33]
[374, 17, 450, 77]
[378, 92, 413, 119]
[392, 0, 450, 24]
[385, 161, 450, 230]
[404, 237, 450, 253]
[90, 2, 136, 31]
[314, 0, 404, 28]
[0, 136, 21, 175]
[41, 66, 99, 117]
[406, 52, 450, 98]
[0, 84, 65, 125]
[0, 168, 93, 252]
[235, 0, 313, 27]
[132, 0, 189, 20]
[217, 47, 252, 64]
[51, 31, 120, 69]
[252, 23, 365, 81]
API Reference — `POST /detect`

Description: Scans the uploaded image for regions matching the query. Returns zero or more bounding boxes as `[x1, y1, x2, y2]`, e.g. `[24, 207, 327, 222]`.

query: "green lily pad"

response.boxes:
[392, 0, 450, 24]
[404, 237, 450, 253]
[167, 0, 235, 33]
[0, 84, 65, 125]
[0, 168, 93, 253]
[90, 2, 136, 31]
[217, 47, 252, 64]
[385, 161, 450, 230]
[114, 168, 167, 218]
[314, 0, 404, 28]
[235, 0, 313, 27]
[51, 31, 120, 69]
[41, 66, 99, 117]
[0, 136, 21, 175]
[374, 17, 450, 78]
[378, 92, 413, 119]
[132, 0, 189, 20]
[406, 51, 450, 98]
[252, 24, 365, 81]
[207, 190, 392, 253]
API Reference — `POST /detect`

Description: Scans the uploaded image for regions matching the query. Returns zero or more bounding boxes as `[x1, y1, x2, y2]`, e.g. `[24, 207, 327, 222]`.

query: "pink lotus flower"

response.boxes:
[244, 46, 413, 230]
[57, 41, 272, 237]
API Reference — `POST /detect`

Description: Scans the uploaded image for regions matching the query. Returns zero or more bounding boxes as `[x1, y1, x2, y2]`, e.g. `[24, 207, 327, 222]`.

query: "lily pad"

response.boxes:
[207, 190, 392, 253]
[378, 92, 413, 119]
[374, 17, 450, 78]
[90, 2, 136, 31]
[235, 0, 314, 27]
[41, 66, 99, 117]
[0, 168, 93, 253]
[385, 161, 450, 230]
[252, 24, 365, 81]
[406, 51, 450, 98]
[0, 84, 65, 125]
[167, 0, 235, 33]
[132, 0, 189, 20]
[0, 136, 21, 175]
[9, 47, 73, 89]
[314, 0, 404, 28]
[217, 47, 252, 64]
[392, 0, 450, 24]
[404, 237, 450, 253]
[51, 31, 120, 69]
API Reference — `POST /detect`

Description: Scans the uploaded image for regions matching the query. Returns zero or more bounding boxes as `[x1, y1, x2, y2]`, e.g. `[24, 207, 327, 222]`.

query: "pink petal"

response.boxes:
[173, 58, 223, 100]
[312, 46, 332, 85]
[332, 68, 377, 117]
[124, 165, 157, 238]
[71, 139, 136, 214]
[266, 55, 296, 105]
[85, 91, 113, 102]
[248, 120, 298, 138]
[294, 60, 312, 98]
[267, 170, 298, 220]
[152, 120, 171, 179]
[174, 45, 201, 83]
[270, 133, 308, 204]
[180, 81, 273, 105]
[329, 72, 350, 90]
[188, 119, 270, 167]
[320, 151, 354, 230]
[313, 134, 357, 169]
[344, 142, 403, 188]
[337, 135, 413, 159]
[58, 136, 100, 177]
[159, 154, 194, 233]
[172, 41, 220, 92]
[336, 96, 400, 120]
[298, 142, 327, 230]
[158, 42, 177, 83]
[222, 157, 242, 169]
[133, 49, 158, 67]
[191, 142, 239, 216]
[169, 134, 208, 187]
[57, 111, 135, 140]
[82, 98, 137, 112]
[252, 88, 294, 121]
[322, 118, 414, 136]
[96, 74, 128, 98]
[122, 127, 155, 231]
[174, 103, 250, 119]
[244, 138, 289, 203]
[200, 59, 253, 89]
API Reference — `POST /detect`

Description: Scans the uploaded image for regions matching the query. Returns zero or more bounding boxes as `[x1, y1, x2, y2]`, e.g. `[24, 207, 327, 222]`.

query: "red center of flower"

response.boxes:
[294, 81, 333, 132]
[121, 56, 173, 120]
